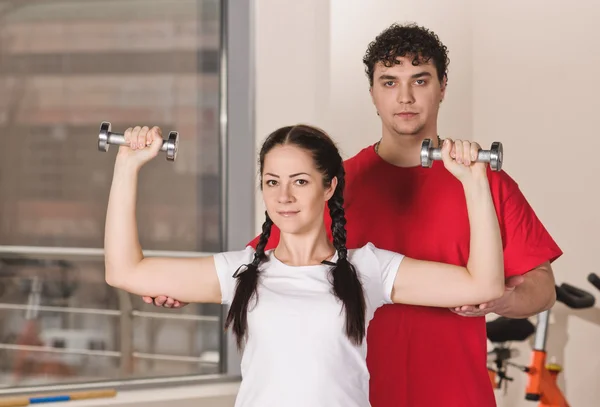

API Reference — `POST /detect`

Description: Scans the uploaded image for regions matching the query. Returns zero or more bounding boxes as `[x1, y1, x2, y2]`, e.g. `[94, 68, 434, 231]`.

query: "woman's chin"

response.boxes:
[276, 224, 304, 235]
[274, 218, 310, 236]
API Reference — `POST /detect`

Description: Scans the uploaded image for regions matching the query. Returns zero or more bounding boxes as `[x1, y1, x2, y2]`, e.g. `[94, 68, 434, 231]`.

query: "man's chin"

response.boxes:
[393, 127, 424, 137]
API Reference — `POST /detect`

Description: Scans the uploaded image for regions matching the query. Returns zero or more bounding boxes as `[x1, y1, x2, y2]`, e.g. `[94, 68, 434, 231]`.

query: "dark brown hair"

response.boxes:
[363, 22, 449, 86]
[224, 125, 366, 350]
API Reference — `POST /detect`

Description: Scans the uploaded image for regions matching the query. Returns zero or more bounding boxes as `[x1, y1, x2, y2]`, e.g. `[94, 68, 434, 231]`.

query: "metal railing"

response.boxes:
[0, 244, 225, 395]
[0, 246, 214, 260]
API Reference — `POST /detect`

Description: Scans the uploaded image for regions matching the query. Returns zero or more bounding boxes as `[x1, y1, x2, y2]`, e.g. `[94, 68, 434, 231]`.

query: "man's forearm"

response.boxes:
[496, 263, 557, 318]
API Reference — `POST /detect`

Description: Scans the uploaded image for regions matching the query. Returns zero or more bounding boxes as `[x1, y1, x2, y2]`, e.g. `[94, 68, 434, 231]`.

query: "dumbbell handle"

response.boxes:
[106, 131, 171, 152]
[428, 148, 494, 162]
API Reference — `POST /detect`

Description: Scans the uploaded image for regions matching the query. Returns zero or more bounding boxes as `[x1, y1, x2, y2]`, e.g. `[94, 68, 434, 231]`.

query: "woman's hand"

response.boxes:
[440, 138, 488, 183]
[117, 125, 164, 169]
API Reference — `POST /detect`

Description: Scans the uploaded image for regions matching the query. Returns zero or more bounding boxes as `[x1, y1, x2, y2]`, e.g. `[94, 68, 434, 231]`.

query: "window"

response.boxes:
[0, 0, 253, 393]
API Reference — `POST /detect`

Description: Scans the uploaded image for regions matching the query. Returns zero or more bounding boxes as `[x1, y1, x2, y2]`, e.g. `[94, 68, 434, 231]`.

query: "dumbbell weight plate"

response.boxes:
[98, 121, 111, 152]
[420, 138, 434, 168]
[490, 141, 503, 172]
[166, 131, 179, 161]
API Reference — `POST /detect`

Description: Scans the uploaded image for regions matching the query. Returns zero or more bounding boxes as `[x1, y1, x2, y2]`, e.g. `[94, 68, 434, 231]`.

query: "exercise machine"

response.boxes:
[486, 282, 596, 407]
[588, 272, 600, 292]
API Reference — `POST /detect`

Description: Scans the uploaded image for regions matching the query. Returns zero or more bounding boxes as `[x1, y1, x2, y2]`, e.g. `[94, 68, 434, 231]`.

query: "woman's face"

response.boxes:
[261, 145, 336, 235]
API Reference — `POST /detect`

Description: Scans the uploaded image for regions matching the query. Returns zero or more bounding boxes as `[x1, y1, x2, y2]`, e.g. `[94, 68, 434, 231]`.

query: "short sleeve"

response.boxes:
[364, 242, 405, 304]
[212, 246, 256, 304]
[493, 173, 563, 277]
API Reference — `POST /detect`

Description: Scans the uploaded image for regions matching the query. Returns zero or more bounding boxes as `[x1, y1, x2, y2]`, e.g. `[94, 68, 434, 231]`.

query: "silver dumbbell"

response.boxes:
[420, 139, 503, 171]
[98, 121, 179, 162]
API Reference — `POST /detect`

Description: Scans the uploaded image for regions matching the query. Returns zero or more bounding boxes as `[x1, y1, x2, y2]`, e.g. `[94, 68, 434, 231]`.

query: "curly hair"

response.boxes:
[363, 22, 449, 87]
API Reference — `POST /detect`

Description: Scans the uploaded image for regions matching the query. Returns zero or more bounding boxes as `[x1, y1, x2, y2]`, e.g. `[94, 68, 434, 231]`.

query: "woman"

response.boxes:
[104, 124, 504, 407]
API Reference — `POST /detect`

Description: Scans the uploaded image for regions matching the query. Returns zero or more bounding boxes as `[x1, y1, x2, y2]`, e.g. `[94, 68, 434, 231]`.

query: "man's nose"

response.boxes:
[396, 84, 415, 104]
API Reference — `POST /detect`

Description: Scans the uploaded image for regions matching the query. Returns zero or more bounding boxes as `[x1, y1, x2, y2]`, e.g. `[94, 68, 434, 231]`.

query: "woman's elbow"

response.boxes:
[104, 264, 128, 289]
[105, 271, 121, 288]
[480, 280, 505, 303]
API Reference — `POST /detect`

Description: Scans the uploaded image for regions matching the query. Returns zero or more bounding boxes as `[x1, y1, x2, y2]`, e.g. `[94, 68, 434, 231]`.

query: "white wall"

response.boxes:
[254, 1, 600, 406]
[254, 0, 331, 229]
[328, 0, 473, 157]
[471, 1, 600, 405]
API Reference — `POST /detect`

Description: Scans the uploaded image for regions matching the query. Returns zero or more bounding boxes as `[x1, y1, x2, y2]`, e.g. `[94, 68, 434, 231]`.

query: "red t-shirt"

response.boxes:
[247, 145, 562, 406]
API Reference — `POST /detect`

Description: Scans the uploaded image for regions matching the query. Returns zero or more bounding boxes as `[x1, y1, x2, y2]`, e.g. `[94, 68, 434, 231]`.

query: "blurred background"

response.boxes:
[0, 0, 229, 390]
[1, 0, 600, 406]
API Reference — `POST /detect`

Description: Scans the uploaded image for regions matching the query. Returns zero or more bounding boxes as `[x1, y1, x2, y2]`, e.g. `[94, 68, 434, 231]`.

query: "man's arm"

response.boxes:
[452, 261, 556, 318]
[497, 261, 556, 318]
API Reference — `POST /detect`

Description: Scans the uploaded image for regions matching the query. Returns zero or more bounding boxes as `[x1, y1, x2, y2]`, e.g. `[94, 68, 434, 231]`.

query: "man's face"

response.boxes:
[370, 55, 446, 138]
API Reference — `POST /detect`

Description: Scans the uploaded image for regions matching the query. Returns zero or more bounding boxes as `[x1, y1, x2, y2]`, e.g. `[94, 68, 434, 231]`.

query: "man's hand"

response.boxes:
[449, 275, 525, 317]
[142, 296, 188, 309]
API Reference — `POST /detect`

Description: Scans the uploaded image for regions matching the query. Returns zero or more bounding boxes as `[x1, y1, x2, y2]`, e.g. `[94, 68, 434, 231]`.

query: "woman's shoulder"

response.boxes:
[214, 246, 256, 266]
[347, 243, 383, 267]
[348, 243, 405, 271]
[348, 242, 386, 258]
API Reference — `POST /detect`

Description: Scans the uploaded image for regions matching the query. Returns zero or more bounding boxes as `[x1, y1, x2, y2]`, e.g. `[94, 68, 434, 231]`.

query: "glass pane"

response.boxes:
[0, 0, 224, 389]
[0, 0, 222, 252]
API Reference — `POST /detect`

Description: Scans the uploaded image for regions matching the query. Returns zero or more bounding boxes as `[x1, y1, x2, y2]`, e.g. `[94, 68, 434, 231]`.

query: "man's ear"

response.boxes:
[325, 176, 338, 201]
[440, 75, 448, 102]
[369, 86, 380, 116]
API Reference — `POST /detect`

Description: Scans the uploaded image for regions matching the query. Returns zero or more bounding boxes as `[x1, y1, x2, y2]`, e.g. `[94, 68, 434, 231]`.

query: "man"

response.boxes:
[145, 23, 562, 407]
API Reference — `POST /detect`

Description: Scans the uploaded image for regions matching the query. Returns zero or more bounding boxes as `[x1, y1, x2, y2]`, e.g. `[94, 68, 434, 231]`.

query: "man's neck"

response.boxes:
[375, 128, 441, 167]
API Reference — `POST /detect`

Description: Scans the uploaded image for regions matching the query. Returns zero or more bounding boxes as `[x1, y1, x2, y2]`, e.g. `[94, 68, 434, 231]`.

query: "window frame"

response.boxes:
[0, 0, 254, 396]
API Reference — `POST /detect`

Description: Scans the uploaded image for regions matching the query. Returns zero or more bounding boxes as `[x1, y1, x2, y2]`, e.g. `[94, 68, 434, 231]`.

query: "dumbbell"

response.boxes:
[98, 121, 179, 162]
[420, 139, 503, 171]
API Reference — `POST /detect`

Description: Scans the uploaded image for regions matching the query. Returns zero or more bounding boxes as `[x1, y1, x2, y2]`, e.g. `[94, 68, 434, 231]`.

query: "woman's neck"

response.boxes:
[274, 226, 335, 267]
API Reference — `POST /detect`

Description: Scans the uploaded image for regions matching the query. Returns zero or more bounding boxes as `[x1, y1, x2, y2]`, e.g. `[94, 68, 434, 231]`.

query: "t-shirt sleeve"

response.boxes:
[364, 242, 405, 304]
[494, 171, 563, 277]
[212, 246, 256, 305]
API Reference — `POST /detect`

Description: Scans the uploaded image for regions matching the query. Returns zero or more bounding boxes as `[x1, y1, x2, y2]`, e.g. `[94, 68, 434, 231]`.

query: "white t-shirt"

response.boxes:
[213, 242, 404, 407]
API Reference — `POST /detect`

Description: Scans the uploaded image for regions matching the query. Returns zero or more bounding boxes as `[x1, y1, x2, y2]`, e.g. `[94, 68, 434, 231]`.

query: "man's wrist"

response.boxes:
[494, 291, 518, 317]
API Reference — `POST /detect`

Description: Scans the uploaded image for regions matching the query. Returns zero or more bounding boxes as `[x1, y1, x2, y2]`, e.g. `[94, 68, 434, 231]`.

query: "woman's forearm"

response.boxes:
[463, 175, 505, 296]
[104, 159, 144, 284]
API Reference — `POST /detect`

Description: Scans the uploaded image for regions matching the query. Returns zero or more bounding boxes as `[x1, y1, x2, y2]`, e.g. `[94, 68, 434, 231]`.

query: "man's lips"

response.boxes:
[395, 112, 418, 118]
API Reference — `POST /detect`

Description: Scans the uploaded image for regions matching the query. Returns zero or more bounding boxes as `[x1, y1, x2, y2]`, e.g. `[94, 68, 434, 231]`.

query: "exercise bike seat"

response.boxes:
[556, 283, 595, 309]
[486, 317, 535, 343]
